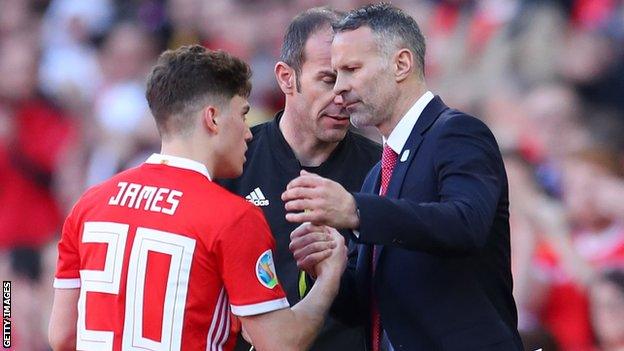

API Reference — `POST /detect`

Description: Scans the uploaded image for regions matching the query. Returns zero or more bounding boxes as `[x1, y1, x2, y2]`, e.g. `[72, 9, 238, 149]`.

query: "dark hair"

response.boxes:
[279, 7, 344, 91]
[333, 3, 426, 78]
[146, 45, 251, 137]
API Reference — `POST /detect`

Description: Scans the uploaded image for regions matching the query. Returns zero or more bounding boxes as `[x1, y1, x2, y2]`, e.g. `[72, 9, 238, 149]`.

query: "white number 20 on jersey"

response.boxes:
[77, 222, 196, 351]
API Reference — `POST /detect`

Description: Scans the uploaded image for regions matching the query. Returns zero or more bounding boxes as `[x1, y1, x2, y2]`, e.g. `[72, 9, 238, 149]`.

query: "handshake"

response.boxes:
[282, 170, 360, 281]
[288, 223, 348, 280]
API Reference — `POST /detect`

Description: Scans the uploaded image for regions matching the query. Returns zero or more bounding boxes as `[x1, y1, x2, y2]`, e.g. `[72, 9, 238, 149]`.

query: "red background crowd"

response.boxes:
[1, 0, 624, 350]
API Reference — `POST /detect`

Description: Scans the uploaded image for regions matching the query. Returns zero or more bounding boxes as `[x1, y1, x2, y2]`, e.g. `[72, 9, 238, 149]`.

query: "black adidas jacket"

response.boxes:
[219, 111, 381, 351]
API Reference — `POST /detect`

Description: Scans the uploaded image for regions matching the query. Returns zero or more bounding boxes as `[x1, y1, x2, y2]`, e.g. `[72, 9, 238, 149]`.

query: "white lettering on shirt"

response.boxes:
[108, 182, 128, 205]
[108, 182, 183, 215]
[120, 183, 141, 207]
[135, 186, 157, 210]
[162, 190, 183, 215]
[150, 187, 168, 212]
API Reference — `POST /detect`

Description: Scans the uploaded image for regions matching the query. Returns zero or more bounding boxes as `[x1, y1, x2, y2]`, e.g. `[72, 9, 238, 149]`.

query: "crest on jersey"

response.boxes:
[256, 250, 278, 289]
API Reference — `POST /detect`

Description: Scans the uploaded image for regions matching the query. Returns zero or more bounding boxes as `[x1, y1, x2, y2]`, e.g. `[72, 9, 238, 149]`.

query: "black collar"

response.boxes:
[266, 110, 351, 174]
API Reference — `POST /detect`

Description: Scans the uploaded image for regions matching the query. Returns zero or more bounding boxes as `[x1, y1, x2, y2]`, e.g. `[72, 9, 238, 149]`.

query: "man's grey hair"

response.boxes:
[333, 3, 426, 78]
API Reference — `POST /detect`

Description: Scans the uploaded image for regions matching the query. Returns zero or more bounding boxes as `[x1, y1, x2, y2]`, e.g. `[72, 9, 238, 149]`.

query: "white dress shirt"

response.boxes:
[384, 90, 434, 156]
[353, 91, 434, 238]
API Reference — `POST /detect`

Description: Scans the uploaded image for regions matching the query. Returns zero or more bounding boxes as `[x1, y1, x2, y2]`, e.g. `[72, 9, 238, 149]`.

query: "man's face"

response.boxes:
[213, 95, 251, 178]
[331, 26, 397, 130]
[291, 27, 349, 143]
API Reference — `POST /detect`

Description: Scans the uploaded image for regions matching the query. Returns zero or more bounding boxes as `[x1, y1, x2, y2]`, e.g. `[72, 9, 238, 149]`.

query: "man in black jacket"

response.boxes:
[219, 7, 380, 351]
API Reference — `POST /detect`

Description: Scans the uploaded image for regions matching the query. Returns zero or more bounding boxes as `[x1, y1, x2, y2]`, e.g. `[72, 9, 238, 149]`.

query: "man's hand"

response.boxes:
[282, 170, 359, 229]
[289, 222, 336, 278]
[240, 225, 347, 351]
[314, 227, 347, 282]
[289, 222, 347, 280]
[289, 222, 333, 277]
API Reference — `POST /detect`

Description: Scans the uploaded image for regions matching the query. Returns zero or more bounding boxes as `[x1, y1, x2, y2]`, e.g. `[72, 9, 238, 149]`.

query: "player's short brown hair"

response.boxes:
[146, 45, 251, 138]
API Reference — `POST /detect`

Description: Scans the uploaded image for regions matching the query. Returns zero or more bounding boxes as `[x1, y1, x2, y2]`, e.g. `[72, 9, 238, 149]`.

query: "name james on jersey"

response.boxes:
[108, 181, 183, 215]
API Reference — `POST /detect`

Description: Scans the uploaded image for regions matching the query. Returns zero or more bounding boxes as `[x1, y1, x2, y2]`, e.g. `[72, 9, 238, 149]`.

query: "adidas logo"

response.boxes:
[245, 187, 269, 207]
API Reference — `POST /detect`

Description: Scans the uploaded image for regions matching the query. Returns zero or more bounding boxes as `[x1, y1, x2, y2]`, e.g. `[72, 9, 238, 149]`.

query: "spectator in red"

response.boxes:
[0, 32, 76, 351]
[0, 34, 75, 266]
[534, 146, 624, 350]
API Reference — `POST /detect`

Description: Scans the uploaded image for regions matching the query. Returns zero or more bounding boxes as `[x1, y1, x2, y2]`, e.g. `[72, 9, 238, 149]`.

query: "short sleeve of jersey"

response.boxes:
[216, 205, 289, 316]
[53, 205, 81, 289]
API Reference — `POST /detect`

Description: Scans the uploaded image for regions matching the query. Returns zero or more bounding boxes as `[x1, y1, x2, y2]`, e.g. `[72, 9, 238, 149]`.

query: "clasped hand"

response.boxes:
[289, 222, 347, 279]
[282, 170, 359, 229]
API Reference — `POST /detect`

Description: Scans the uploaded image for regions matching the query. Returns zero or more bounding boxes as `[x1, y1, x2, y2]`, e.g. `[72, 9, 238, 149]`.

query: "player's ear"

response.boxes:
[202, 105, 219, 134]
[275, 61, 297, 95]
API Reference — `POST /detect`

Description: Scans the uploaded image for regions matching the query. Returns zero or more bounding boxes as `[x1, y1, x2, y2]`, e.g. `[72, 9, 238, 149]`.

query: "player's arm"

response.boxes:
[238, 232, 345, 351]
[49, 289, 79, 351]
[218, 206, 345, 351]
[290, 223, 365, 327]
[49, 207, 81, 351]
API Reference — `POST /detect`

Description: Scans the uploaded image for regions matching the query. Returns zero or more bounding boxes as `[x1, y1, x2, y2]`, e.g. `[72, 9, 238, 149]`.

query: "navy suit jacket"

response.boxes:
[333, 97, 523, 350]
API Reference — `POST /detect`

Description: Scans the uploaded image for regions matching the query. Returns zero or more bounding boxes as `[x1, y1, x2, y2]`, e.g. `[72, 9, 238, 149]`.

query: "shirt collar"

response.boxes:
[271, 110, 351, 173]
[384, 90, 434, 154]
[145, 153, 212, 181]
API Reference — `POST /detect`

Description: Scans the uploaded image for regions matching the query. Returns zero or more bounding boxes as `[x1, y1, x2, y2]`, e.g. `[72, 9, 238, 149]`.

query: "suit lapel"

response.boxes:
[384, 133, 421, 199]
[356, 163, 381, 302]
[385, 96, 447, 199]
[373, 96, 449, 270]
[362, 162, 381, 194]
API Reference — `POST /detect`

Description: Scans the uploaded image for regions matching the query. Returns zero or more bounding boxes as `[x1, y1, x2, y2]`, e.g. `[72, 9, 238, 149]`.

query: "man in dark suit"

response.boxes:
[283, 3, 524, 350]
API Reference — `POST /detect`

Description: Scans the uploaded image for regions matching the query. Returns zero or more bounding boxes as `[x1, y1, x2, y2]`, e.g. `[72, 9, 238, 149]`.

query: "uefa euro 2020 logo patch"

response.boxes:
[256, 249, 278, 289]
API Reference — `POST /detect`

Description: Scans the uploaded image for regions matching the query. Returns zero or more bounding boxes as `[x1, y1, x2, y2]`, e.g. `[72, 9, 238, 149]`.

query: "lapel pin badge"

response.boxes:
[400, 149, 410, 162]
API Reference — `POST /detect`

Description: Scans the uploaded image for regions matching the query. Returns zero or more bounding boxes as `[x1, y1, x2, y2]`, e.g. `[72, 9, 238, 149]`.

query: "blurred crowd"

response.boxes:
[1, 0, 623, 350]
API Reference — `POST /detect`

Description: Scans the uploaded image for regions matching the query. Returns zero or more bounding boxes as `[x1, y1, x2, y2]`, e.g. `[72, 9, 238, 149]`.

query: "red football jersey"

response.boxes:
[54, 154, 288, 351]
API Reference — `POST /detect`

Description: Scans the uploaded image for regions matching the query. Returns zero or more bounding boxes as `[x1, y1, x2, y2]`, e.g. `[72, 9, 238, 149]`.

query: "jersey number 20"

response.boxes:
[78, 221, 196, 351]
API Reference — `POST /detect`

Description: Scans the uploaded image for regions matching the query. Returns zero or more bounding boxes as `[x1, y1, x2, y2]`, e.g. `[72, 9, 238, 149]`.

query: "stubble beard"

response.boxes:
[349, 105, 378, 129]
